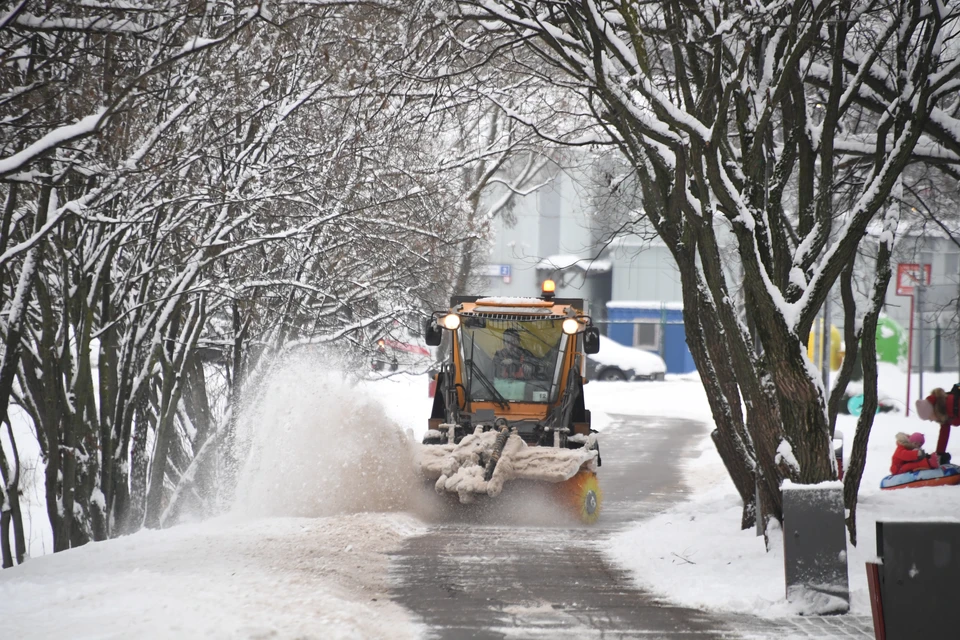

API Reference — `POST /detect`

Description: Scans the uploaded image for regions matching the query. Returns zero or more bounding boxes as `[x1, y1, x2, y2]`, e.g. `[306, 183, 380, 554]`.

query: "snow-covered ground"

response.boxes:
[607, 363, 960, 618]
[2, 360, 438, 638]
[1, 513, 426, 639]
[583, 371, 710, 425]
[6, 353, 957, 634]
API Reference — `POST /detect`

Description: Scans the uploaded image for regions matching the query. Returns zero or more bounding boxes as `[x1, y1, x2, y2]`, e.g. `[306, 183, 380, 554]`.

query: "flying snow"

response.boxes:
[232, 354, 418, 517]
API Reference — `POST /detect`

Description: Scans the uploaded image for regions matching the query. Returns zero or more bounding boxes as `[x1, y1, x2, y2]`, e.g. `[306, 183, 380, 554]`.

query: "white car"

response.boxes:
[586, 335, 667, 381]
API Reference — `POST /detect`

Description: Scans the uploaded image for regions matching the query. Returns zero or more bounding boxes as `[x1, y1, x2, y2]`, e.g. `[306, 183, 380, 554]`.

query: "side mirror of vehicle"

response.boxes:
[424, 318, 443, 346]
[583, 326, 600, 354]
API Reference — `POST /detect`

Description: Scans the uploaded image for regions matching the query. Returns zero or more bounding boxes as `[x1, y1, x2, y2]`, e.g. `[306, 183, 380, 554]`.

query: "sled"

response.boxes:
[880, 463, 960, 490]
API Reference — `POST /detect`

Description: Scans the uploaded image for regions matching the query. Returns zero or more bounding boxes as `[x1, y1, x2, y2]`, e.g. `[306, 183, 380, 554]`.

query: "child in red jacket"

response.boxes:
[891, 432, 940, 475]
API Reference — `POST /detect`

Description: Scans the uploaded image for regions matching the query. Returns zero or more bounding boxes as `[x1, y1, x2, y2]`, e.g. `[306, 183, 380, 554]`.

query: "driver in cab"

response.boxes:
[494, 328, 541, 380]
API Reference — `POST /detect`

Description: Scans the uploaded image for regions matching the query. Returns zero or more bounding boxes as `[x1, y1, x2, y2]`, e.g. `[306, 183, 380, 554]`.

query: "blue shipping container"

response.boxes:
[605, 302, 696, 374]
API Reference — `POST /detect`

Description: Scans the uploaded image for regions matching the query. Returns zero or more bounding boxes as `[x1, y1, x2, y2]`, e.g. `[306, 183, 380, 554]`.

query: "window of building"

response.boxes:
[944, 252, 960, 279]
[633, 322, 660, 351]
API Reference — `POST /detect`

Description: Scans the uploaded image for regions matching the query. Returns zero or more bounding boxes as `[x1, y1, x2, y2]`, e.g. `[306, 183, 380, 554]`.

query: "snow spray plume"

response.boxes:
[232, 353, 417, 517]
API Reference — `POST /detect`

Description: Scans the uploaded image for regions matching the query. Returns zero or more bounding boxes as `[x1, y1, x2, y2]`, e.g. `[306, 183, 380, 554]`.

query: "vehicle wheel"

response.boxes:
[598, 367, 627, 381]
[557, 470, 602, 524]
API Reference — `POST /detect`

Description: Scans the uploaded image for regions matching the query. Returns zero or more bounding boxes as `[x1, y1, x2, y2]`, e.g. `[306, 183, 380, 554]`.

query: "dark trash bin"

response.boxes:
[781, 481, 850, 614]
[871, 520, 960, 639]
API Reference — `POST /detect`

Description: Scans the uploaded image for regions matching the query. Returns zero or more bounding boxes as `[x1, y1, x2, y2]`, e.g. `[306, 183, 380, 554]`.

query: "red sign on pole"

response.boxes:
[896, 263, 931, 296]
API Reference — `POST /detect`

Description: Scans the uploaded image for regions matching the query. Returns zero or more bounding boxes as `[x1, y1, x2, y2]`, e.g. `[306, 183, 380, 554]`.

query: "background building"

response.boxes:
[883, 235, 960, 374]
[478, 167, 695, 373]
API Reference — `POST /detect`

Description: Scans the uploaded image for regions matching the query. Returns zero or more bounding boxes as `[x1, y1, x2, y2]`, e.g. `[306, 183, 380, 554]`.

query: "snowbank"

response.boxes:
[582, 373, 708, 429]
[2, 359, 437, 638]
[606, 369, 960, 618]
[0, 513, 426, 639]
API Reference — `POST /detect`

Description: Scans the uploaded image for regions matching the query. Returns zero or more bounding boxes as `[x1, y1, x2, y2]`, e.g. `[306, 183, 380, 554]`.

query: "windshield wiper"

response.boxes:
[465, 359, 510, 409]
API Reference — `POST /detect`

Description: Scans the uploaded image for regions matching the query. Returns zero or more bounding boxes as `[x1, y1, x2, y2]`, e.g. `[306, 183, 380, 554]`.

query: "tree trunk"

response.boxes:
[679, 259, 757, 528]
[0, 183, 52, 554]
[828, 260, 861, 436]
[218, 299, 247, 507]
[181, 353, 215, 509]
[123, 386, 154, 533]
[0, 422, 26, 567]
[844, 241, 894, 545]
[690, 206, 790, 528]
[0, 183, 50, 478]
[144, 356, 181, 528]
[98, 276, 119, 536]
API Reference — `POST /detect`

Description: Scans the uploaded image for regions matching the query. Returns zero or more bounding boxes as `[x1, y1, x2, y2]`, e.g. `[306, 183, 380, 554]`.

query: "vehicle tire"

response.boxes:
[598, 367, 627, 381]
[557, 470, 602, 524]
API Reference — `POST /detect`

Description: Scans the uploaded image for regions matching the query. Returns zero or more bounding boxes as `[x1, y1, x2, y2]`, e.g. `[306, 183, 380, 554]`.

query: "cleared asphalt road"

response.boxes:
[389, 414, 744, 639]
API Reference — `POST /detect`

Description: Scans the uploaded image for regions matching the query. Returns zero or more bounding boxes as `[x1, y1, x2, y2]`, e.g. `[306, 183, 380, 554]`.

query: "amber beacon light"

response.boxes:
[541, 279, 556, 300]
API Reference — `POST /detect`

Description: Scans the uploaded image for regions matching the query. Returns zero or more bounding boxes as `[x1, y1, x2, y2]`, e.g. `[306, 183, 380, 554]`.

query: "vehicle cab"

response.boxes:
[424, 281, 600, 448]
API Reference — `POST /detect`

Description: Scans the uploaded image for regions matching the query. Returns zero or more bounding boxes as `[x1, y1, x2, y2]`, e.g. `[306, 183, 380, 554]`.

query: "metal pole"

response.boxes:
[907, 294, 915, 417]
[935, 324, 942, 373]
[919, 278, 924, 402]
[821, 297, 831, 394]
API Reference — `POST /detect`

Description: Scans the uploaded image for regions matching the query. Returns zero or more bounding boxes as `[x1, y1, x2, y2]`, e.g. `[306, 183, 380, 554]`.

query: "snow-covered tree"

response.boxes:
[0, 1, 494, 556]
[0, 0, 273, 559]
[449, 0, 960, 535]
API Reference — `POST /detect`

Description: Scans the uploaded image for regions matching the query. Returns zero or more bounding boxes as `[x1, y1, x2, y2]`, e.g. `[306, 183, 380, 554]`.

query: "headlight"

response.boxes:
[441, 314, 461, 330]
[562, 318, 580, 335]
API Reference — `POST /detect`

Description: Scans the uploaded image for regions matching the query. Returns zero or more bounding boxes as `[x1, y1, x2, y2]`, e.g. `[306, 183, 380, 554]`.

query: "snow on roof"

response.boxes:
[606, 300, 684, 310]
[475, 296, 549, 306]
[536, 254, 612, 273]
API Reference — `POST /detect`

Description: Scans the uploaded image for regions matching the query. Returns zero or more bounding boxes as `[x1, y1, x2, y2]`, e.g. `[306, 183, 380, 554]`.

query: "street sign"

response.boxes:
[897, 262, 933, 416]
[480, 264, 512, 278]
[896, 263, 931, 296]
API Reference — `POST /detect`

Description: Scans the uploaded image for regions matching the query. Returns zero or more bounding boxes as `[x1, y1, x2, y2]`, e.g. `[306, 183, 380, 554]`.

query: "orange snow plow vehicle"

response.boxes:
[420, 280, 603, 523]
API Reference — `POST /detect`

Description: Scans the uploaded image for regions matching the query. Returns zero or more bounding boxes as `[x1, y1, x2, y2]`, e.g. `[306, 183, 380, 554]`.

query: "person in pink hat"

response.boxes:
[890, 432, 940, 475]
[915, 387, 958, 464]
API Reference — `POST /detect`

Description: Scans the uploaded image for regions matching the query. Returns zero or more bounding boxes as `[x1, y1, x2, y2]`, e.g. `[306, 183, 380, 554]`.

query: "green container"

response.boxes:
[876, 315, 907, 366]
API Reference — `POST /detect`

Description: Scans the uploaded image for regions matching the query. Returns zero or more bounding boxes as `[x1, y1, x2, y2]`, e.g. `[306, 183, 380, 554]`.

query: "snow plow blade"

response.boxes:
[416, 427, 598, 508]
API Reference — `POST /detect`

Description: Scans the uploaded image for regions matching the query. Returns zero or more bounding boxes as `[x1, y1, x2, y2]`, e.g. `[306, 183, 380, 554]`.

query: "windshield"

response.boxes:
[459, 316, 566, 404]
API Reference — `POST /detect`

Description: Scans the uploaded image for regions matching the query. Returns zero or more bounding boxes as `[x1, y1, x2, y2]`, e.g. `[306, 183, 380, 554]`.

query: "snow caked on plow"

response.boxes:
[416, 426, 598, 505]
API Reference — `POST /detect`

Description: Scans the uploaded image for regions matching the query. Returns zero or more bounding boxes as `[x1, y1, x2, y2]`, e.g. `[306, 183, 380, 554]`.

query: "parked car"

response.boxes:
[586, 335, 667, 381]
